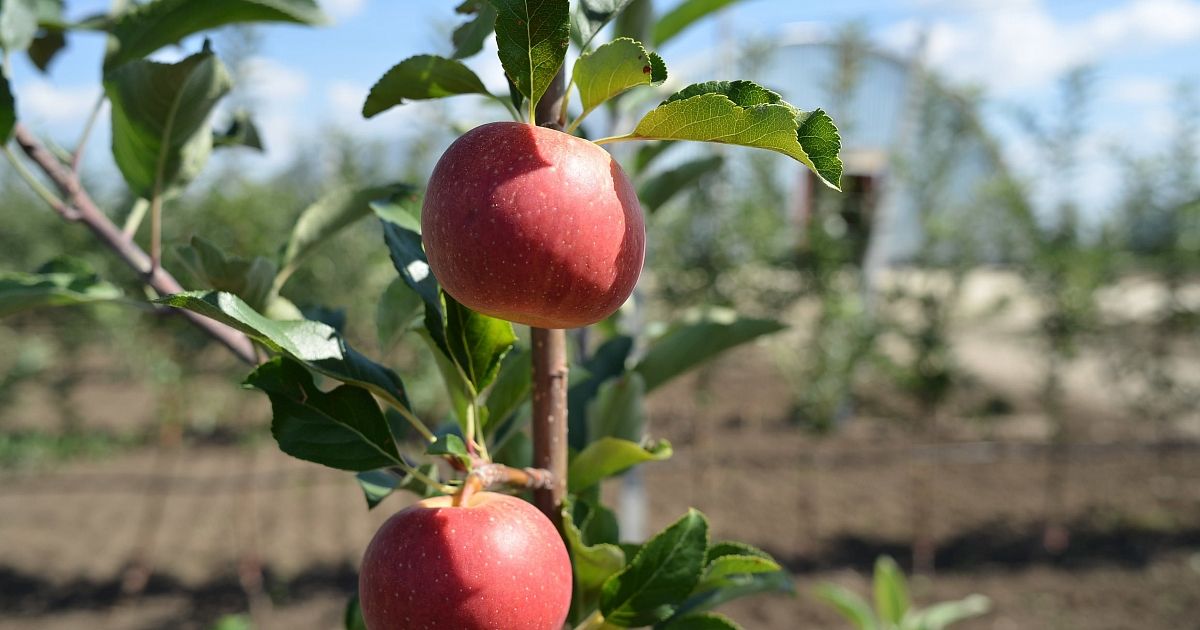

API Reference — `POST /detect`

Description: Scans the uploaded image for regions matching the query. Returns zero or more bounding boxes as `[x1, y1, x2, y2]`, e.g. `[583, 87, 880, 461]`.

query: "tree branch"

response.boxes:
[12, 123, 259, 365]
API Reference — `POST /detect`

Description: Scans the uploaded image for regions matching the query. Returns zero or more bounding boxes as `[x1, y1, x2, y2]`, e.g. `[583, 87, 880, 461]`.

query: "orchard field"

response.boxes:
[3, 1, 1200, 630]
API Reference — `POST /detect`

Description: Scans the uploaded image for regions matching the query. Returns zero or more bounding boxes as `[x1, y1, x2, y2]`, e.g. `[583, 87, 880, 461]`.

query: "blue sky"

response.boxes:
[7, 0, 1200, 213]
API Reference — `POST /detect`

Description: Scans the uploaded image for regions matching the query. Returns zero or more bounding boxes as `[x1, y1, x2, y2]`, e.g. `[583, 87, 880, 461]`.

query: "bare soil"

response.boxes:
[2, 319, 1200, 629]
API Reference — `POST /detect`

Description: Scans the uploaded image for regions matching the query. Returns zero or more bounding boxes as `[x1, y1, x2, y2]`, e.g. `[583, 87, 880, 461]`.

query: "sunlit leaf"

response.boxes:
[568, 437, 670, 493]
[0, 258, 123, 317]
[489, 0, 569, 113]
[571, 37, 665, 118]
[600, 508, 708, 626]
[362, 55, 492, 118]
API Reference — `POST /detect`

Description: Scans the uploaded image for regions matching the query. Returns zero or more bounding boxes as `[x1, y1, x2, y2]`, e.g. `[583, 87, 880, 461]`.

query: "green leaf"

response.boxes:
[377, 207, 443, 342]
[246, 357, 402, 472]
[697, 554, 781, 591]
[704, 541, 771, 563]
[427, 433, 471, 467]
[0, 73, 15, 141]
[279, 184, 414, 283]
[105, 0, 326, 71]
[489, 0, 569, 114]
[653, 0, 740, 46]
[444, 293, 517, 393]
[213, 111, 264, 151]
[362, 55, 492, 118]
[343, 594, 367, 630]
[563, 500, 627, 617]
[483, 347, 531, 435]
[174, 236, 276, 312]
[0, 258, 123, 317]
[571, 37, 665, 118]
[633, 140, 676, 174]
[621, 81, 842, 190]
[586, 371, 645, 443]
[663, 612, 742, 630]
[635, 308, 784, 392]
[796, 108, 844, 193]
[672, 570, 793, 620]
[873, 556, 910, 626]
[26, 28, 64, 72]
[356, 463, 442, 509]
[816, 584, 877, 630]
[105, 44, 232, 198]
[909, 594, 990, 630]
[156, 291, 416, 429]
[567, 334, 633, 449]
[377, 278, 423, 350]
[0, 0, 38, 53]
[572, 0, 635, 49]
[638, 155, 723, 213]
[569, 437, 670, 494]
[600, 508, 709, 626]
[452, 1, 496, 59]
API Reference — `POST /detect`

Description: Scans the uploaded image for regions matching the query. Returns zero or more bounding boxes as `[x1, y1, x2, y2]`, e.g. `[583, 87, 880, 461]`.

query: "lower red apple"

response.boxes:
[358, 491, 572, 630]
[421, 121, 645, 329]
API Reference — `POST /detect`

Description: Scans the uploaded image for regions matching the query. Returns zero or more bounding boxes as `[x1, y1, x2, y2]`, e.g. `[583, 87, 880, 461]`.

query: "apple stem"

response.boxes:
[452, 463, 556, 507]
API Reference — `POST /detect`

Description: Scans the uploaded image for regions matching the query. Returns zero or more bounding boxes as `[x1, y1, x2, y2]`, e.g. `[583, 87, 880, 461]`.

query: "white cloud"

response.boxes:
[241, 56, 310, 104]
[1110, 76, 1173, 106]
[19, 80, 104, 126]
[322, 0, 367, 21]
[883, 0, 1200, 95]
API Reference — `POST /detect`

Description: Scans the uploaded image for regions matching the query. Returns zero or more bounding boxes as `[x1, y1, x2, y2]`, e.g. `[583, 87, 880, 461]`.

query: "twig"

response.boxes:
[453, 463, 555, 507]
[11, 123, 259, 365]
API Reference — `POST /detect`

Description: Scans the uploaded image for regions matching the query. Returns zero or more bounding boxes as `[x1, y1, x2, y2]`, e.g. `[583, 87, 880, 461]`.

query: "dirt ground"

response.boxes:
[3, 304, 1200, 629]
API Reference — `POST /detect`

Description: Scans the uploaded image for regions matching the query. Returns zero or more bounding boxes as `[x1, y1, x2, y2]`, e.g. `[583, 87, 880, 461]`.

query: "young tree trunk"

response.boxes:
[531, 69, 570, 528]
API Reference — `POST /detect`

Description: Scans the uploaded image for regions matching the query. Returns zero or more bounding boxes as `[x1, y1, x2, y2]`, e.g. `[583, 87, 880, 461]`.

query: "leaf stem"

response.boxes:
[122, 197, 150, 238]
[3, 144, 68, 211]
[590, 134, 638, 146]
[383, 397, 437, 443]
[72, 94, 106, 170]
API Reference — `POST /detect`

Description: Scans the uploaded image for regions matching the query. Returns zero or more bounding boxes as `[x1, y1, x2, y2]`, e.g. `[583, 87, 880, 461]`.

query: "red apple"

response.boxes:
[421, 121, 645, 329]
[358, 491, 572, 630]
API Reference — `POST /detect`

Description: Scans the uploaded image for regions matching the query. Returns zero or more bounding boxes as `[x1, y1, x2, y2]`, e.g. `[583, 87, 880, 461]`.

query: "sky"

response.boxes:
[6, 0, 1200, 215]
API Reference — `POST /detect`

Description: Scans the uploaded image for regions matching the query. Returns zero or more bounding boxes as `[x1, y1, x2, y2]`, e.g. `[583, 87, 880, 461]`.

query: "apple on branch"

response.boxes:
[358, 491, 573, 630]
[421, 121, 646, 329]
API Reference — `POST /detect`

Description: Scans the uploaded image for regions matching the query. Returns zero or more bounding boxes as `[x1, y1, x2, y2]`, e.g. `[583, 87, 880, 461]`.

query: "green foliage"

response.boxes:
[620, 81, 842, 189]
[105, 0, 326, 70]
[105, 43, 232, 198]
[451, 0, 496, 59]
[570, 37, 665, 121]
[278, 184, 413, 292]
[156, 291, 422, 438]
[361, 55, 492, 118]
[0, 74, 14, 140]
[653, 0, 741, 46]
[567, 437, 671, 493]
[0, 257, 124, 317]
[634, 308, 785, 392]
[246, 356, 402, 471]
[586, 371, 645, 443]
[0, 0, 38, 53]
[490, 0, 569, 114]
[601, 509, 709, 626]
[572, 0, 636, 49]
[174, 236, 275, 312]
[817, 556, 990, 630]
[638, 155, 723, 214]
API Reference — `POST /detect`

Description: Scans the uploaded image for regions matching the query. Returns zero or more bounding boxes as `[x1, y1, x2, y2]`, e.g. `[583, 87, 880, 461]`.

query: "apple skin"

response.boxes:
[358, 491, 572, 630]
[421, 121, 645, 329]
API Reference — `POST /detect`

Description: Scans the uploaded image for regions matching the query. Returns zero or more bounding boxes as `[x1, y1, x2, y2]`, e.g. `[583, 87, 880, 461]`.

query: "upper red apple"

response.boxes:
[358, 491, 572, 630]
[421, 121, 645, 329]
